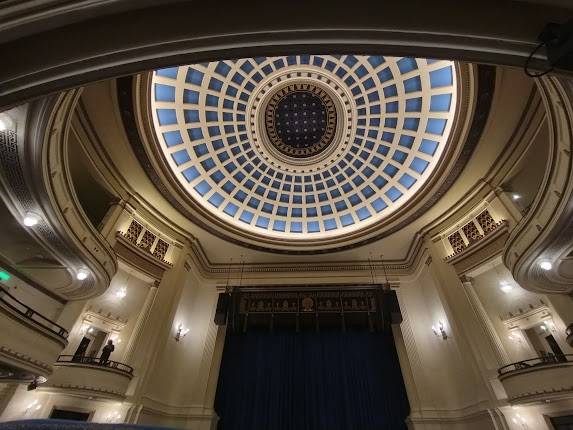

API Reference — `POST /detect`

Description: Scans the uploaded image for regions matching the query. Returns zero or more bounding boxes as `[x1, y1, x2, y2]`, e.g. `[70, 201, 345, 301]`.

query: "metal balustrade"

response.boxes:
[0, 287, 68, 339]
[56, 355, 134, 375]
[498, 354, 573, 376]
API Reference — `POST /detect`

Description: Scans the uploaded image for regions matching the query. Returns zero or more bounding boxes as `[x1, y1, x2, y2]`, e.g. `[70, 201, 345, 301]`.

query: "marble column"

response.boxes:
[460, 275, 510, 367]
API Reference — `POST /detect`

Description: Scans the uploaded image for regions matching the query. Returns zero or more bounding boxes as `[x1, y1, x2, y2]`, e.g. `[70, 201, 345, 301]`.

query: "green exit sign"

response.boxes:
[0, 271, 11, 281]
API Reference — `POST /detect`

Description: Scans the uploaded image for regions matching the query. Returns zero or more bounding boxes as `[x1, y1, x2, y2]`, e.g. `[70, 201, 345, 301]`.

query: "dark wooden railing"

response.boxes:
[0, 287, 68, 339]
[56, 355, 134, 375]
[498, 354, 573, 376]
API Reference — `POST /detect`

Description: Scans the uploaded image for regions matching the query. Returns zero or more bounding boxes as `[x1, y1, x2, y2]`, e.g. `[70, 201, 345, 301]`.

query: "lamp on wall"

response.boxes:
[432, 321, 448, 340]
[24, 399, 42, 416]
[175, 323, 189, 342]
[105, 411, 122, 423]
[27, 376, 47, 391]
[499, 280, 513, 294]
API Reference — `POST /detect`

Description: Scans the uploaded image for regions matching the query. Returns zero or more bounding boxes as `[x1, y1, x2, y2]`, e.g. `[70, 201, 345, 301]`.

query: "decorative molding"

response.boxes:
[501, 303, 550, 328]
[53, 362, 133, 380]
[0, 346, 52, 374]
[508, 386, 573, 404]
[141, 395, 217, 419]
[0, 94, 117, 300]
[114, 234, 171, 280]
[118, 64, 495, 254]
[83, 308, 127, 329]
[44, 383, 125, 400]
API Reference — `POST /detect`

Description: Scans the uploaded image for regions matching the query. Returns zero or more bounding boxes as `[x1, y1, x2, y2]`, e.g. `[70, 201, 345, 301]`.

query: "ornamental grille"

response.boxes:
[462, 221, 482, 244]
[125, 220, 143, 243]
[447, 231, 466, 254]
[476, 209, 497, 234]
[139, 230, 156, 251]
[152, 238, 169, 260]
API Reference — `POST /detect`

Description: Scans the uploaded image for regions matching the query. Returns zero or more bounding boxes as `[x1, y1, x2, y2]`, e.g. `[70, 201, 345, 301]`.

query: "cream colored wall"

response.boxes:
[0, 385, 128, 423]
[398, 267, 491, 415]
[138, 263, 220, 422]
[471, 262, 573, 363]
[61, 266, 153, 360]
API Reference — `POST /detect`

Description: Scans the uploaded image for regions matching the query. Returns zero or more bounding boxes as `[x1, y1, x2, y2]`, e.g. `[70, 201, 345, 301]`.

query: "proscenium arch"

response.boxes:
[0, 0, 571, 109]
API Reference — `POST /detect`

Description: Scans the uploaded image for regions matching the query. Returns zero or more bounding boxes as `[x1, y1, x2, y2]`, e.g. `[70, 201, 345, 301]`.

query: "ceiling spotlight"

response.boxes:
[115, 287, 127, 299]
[511, 194, 522, 201]
[499, 281, 513, 294]
[539, 261, 553, 271]
[76, 269, 89, 280]
[23, 212, 41, 227]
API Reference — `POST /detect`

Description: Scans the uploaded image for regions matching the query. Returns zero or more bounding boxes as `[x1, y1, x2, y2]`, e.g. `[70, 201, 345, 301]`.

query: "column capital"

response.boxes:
[459, 275, 473, 284]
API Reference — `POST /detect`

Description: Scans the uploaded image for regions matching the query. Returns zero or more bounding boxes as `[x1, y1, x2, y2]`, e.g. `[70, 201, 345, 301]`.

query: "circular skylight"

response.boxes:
[150, 55, 457, 240]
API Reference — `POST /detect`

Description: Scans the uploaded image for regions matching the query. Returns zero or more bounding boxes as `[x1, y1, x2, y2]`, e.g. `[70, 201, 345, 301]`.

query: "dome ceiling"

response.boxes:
[149, 55, 458, 244]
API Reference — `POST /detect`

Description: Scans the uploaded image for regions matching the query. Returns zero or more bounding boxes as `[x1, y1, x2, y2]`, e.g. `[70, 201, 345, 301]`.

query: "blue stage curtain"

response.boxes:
[214, 330, 410, 430]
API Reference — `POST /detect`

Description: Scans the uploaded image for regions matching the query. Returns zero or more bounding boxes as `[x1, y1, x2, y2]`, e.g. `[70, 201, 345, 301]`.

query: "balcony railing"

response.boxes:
[498, 354, 573, 375]
[56, 355, 133, 376]
[0, 287, 68, 339]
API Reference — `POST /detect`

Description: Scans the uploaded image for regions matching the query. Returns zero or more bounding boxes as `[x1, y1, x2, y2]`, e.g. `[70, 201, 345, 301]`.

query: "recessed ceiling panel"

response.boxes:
[150, 55, 458, 243]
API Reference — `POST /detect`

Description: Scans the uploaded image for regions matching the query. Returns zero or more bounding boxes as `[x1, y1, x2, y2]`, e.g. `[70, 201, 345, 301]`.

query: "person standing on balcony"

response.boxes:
[99, 340, 115, 365]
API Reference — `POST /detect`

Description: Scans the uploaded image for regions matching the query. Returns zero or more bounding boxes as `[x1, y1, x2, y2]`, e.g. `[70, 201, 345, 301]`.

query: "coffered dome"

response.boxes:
[149, 55, 460, 246]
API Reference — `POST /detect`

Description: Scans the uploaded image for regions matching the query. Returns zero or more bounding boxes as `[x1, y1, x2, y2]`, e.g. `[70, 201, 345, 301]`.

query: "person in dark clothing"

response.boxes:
[99, 340, 114, 365]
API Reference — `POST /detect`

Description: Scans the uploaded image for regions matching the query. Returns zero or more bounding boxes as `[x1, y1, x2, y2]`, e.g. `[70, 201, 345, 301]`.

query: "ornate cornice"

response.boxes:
[0, 346, 52, 375]
[187, 234, 426, 282]
[44, 383, 125, 400]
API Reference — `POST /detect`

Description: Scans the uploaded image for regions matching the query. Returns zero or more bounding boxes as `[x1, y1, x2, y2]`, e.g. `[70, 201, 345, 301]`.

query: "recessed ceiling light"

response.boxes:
[539, 261, 553, 271]
[23, 212, 41, 227]
[511, 194, 521, 201]
[76, 269, 89, 280]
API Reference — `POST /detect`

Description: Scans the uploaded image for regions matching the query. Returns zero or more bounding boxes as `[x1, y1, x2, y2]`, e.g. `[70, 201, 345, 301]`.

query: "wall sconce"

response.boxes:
[105, 411, 122, 423]
[508, 333, 523, 344]
[499, 280, 513, 294]
[175, 323, 189, 342]
[24, 399, 42, 416]
[432, 321, 448, 340]
[511, 413, 529, 429]
[109, 333, 121, 344]
[541, 320, 555, 333]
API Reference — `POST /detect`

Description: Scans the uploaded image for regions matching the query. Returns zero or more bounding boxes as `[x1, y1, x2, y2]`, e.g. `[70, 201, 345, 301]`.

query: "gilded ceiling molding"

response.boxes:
[504, 76, 573, 294]
[120, 63, 495, 254]
[186, 234, 426, 284]
[0, 93, 117, 300]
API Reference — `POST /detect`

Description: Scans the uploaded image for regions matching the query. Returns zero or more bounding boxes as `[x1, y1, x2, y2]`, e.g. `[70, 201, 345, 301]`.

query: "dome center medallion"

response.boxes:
[264, 84, 337, 158]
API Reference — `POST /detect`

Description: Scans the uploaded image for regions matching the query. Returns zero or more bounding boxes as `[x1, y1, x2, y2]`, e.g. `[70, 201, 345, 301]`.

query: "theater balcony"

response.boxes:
[0, 287, 68, 380]
[498, 355, 573, 404]
[44, 355, 134, 400]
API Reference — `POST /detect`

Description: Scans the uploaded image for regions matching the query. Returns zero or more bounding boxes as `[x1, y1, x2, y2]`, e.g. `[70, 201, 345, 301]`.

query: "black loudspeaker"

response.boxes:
[383, 290, 402, 325]
[214, 293, 231, 326]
